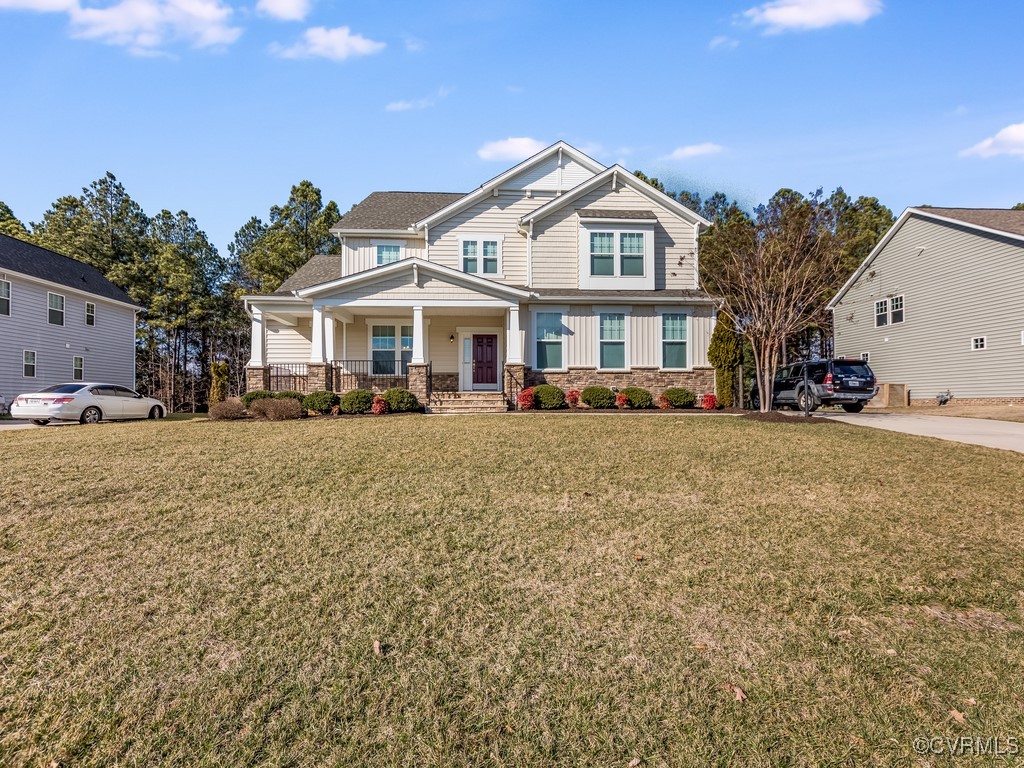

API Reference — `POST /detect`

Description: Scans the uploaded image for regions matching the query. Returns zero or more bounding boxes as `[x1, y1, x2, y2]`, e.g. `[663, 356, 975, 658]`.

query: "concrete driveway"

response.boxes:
[821, 412, 1024, 454]
[0, 419, 38, 431]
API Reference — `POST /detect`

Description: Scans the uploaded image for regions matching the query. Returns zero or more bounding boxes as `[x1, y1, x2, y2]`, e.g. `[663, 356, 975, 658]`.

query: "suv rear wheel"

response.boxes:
[841, 402, 865, 413]
[797, 389, 819, 413]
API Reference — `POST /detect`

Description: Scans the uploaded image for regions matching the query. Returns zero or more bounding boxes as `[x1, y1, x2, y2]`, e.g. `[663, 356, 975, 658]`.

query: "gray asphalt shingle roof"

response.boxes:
[274, 255, 344, 294]
[0, 233, 135, 305]
[333, 191, 466, 231]
[577, 209, 657, 219]
[920, 208, 1024, 238]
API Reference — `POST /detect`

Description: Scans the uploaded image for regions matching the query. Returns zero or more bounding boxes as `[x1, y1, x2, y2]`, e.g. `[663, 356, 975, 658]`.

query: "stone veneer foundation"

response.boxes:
[524, 366, 715, 395]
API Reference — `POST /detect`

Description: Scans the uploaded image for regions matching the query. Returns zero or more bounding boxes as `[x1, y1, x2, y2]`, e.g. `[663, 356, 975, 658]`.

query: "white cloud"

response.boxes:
[960, 123, 1024, 159]
[385, 86, 452, 112]
[744, 0, 882, 33]
[666, 142, 725, 160]
[272, 25, 385, 60]
[708, 35, 739, 50]
[477, 137, 546, 161]
[402, 35, 423, 52]
[0, 0, 240, 53]
[256, 0, 309, 21]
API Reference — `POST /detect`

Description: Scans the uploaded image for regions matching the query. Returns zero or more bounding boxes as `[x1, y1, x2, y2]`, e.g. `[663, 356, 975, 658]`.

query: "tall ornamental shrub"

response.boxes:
[707, 314, 742, 408]
[208, 361, 229, 406]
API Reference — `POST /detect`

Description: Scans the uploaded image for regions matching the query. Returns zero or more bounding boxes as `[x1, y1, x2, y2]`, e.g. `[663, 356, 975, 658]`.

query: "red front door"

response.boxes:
[473, 334, 498, 386]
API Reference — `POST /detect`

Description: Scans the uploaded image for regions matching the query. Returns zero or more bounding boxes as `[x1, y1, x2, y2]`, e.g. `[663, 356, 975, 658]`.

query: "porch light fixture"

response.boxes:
[449, 334, 455, 344]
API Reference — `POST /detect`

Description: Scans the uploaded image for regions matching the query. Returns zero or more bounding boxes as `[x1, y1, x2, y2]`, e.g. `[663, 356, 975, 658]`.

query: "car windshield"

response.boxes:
[40, 384, 87, 393]
[834, 362, 872, 377]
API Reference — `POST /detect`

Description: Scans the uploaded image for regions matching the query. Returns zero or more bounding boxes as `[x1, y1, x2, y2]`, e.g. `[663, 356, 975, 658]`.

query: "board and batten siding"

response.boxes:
[530, 183, 698, 290]
[343, 237, 425, 276]
[833, 214, 1024, 399]
[0, 273, 136, 402]
[528, 303, 713, 369]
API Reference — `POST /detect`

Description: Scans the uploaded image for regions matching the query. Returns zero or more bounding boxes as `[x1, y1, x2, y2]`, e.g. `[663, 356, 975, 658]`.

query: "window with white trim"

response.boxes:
[661, 313, 688, 369]
[85, 302, 96, 326]
[461, 237, 500, 275]
[535, 312, 564, 370]
[860, 352, 870, 362]
[0, 279, 9, 316]
[579, 224, 654, 290]
[589, 231, 646, 278]
[73, 356, 84, 381]
[48, 292, 64, 326]
[971, 336, 986, 350]
[875, 295, 904, 327]
[376, 243, 402, 266]
[874, 299, 888, 327]
[598, 313, 626, 369]
[23, 350, 36, 377]
[889, 295, 904, 324]
[371, 324, 413, 374]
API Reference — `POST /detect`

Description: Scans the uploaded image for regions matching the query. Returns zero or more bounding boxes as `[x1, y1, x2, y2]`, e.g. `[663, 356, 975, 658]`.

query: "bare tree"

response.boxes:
[702, 191, 846, 412]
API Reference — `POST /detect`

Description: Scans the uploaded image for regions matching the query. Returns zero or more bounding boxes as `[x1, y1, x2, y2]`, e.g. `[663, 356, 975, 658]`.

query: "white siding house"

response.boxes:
[0, 234, 139, 405]
[829, 208, 1024, 404]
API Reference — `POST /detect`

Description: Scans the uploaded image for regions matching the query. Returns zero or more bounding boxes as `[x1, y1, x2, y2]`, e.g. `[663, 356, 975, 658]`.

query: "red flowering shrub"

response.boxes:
[656, 393, 671, 410]
[517, 387, 535, 410]
[371, 396, 389, 415]
[566, 389, 581, 408]
[701, 393, 718, 411]
[615, 392, 630, 409]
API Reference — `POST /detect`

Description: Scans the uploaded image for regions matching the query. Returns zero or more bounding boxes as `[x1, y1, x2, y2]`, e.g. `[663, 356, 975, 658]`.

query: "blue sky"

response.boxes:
[1, 0, 1022, 254]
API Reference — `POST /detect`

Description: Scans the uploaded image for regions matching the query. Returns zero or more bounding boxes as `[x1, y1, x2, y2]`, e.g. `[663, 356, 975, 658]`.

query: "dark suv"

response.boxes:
[751, 358, 878, 413]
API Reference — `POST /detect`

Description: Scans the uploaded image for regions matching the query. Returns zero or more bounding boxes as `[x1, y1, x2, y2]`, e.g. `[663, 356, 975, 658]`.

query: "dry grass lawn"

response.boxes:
[1, 415, 1023, 766]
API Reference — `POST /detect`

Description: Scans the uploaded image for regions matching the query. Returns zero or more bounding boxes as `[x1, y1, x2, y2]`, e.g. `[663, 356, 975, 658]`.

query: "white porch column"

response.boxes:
[310, 304, 326, 363]
[506, 305, 523, 364]
[324, 315, 337, 362]
[248, 307, 265, 366]
[412, 306, 426, 364]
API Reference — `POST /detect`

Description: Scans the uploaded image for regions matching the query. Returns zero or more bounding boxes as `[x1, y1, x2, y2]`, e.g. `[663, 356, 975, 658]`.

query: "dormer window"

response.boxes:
[460, 236, 502, 276]
[578, 222, 655, 290]
[375, 241, 403, 266]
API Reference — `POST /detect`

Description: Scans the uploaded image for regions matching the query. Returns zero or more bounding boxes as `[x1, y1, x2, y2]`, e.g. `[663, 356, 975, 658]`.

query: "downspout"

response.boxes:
[693, 226, 701, 289]
[340, 236, 346, 276]
[526, 220, 534, 287]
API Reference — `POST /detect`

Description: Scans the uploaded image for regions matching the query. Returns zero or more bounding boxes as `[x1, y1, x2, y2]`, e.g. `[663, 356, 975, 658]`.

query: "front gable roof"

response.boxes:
[0, 233, 138, 307]
[293, 257, 531, 302]
[827, 206, 1024, 309]
[518, 166, 712, 229]
[414, 141, 607, 230]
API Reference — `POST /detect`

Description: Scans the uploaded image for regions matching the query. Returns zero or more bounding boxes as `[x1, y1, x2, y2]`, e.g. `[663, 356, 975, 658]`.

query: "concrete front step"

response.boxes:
[426, 391, 509, 414]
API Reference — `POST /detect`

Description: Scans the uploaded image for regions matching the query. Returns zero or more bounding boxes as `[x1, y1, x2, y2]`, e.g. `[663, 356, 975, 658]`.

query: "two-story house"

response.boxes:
[0, 233, 140, 406]
[243, 142, 718, 411]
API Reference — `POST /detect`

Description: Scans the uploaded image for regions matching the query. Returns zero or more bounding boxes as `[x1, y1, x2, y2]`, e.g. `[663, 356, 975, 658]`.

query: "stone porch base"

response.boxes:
[525, 366, 715, 394]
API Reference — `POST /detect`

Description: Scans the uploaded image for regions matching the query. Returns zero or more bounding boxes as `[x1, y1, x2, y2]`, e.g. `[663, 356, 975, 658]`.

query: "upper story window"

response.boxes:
[460, 236, 501, 276]
[375, 242, 403, 266]
[875, 295, 904, 327]
[48, 292, 64, 326]
[579, 223, 654, 290]
[86, 302, 96, 326]
[0, 279, 9, 316]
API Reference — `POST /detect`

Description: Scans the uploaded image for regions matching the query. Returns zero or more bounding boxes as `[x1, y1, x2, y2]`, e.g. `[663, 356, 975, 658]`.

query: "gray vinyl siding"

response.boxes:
[0, 273, 136, 402]
[833, 214, 1024, 399]
[531, 184, 699, 290]
[266, 319, 313, 363]
[344, 237, 425, 275]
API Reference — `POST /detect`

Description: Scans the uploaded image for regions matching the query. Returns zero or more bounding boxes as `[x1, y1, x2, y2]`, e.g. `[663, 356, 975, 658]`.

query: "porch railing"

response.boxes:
[330, 359, 408, 392]
[269, 363, 308, 393]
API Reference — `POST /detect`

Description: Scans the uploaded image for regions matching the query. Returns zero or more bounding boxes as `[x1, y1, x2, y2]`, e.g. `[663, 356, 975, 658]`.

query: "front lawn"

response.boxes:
[1, 416, 1022, 766]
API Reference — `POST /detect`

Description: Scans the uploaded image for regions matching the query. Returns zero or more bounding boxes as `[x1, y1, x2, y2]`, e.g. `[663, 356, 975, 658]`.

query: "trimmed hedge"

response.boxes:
[274, 390, 305, 403]
[208, 399, 244, 420]
[532, 384, 566, 410]
[581, 386, 616, 409]
[662, 387, 697, 409]
[382, 387, 419, 413]
[303, 390, 339, 414]
[241, 389, 273, 408]
[249, 397, 302, 420]
[620, 386, 653, 409]
[340, 389, 375, 414]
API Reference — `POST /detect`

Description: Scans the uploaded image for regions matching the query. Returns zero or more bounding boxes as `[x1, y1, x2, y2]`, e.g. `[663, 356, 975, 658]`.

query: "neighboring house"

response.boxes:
[0, 234, 139, 403]
[829, 207, 1024, 405]
[243, 141, 717, 411]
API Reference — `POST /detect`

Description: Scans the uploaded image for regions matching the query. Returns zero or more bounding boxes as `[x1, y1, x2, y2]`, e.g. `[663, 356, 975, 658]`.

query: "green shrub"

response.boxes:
[303, 390, 339, 414]
[662, 387, 697, 408]
[708, 315, 741, 408]
[209, 361, 229, 406]
[620, 386, 653, 409]
[249, 397, 302, 420]
[340, 389, 375, 414]
[241, 389, 273, 408]
[532, 384, 566, 410]
[581, 386, 616, 409]
[274, 390, 305, 403]
[208, 399, 244, 420]
[382, 387, 420, 413]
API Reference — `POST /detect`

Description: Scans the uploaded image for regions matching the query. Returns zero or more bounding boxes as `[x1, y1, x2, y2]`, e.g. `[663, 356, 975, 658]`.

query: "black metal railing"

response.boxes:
[330, 359, 408, 392]
[269, 363, 308, 393]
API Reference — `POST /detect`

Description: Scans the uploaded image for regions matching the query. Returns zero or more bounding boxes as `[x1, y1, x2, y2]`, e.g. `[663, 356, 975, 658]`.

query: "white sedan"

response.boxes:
[11, 382, 167, 425]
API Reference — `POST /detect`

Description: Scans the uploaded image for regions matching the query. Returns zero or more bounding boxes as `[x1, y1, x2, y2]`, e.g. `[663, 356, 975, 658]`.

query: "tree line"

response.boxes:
[0, 175, 340, 412]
